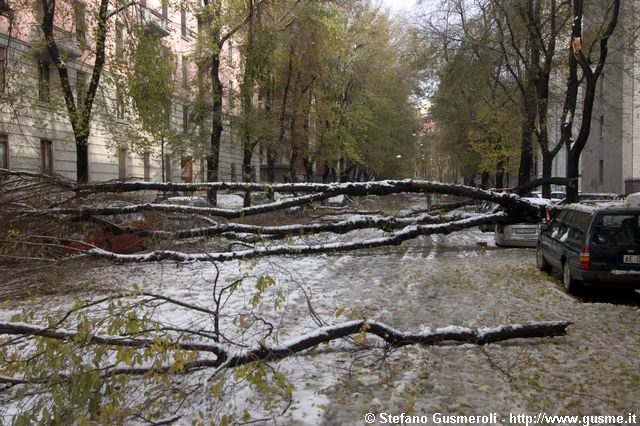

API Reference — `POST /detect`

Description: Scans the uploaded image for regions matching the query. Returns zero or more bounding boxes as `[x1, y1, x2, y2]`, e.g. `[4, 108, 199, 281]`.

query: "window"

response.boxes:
[599, 75, 604, 97]
[143, 152, 151, 181]
[76, 72, 87, 107]
[0, 47, 6, 94]
[230, 163, 236, 181]
[200, 158, 206, 182]
[251, 166, 257, 183]
[0, 134, 8, 169]
[228, 80, 234, 109]
[182, 105, 189, 133]
[599, 115, 604, 139]
[164, 154, 172, 182]
[181, 56, 188, 88]
[181, 9, 187, 37]
[181, 157, 192, 183]
[567, 212, 591, 246]
[593, 214, 640, 246]
[116, 88, 125, 119]
[118, 148, 127, 180]
[599, 160, 604, 186]
[115, 23, 124, 59]
[227, 41, 233, 65]
[38, 62, 50, 102]
[161, 0, 168, 19]
[40, 139, 53, 175]
[74, 2, 87, 45]
[551, 210, 574, 241]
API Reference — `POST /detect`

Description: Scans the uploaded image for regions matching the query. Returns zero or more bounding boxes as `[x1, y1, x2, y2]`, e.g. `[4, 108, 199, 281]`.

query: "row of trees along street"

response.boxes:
[0, 0, 634, 423]
[422, 0, 622, 201]
[1, 0, 421, 204]
[1, 0, 625, 203]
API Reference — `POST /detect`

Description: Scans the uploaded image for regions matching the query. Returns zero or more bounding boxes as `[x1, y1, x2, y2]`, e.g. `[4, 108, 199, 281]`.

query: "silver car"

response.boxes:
[495, 223, 539, 247]
[493, 197, 550, 248]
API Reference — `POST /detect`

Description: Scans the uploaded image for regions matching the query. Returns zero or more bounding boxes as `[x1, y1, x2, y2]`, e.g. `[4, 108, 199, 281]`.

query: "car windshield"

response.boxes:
[591, 214, 640, 246]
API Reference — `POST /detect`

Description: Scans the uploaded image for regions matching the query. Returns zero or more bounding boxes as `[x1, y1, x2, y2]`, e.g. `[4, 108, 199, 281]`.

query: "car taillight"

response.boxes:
[579, 245, 591, 270]
[545, 208, 551, 224]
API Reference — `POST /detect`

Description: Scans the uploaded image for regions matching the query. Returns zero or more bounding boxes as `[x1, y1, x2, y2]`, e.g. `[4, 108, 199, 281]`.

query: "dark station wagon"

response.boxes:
[536, 195, 640, 294]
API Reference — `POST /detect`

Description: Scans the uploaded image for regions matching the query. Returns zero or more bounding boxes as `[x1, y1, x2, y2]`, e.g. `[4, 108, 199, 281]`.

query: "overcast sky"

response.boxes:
[379, 0, 418, 13]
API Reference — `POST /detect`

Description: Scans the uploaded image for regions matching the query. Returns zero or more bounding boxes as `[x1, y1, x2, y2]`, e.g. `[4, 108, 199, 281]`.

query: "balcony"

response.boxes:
[29, 25, 83, 61]
[139, 6, 171, 37]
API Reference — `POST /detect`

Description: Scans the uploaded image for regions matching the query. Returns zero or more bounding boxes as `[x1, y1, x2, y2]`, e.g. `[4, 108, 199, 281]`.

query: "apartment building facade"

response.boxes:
[556, 2, 640, 195]
[0, 0, 257, 183]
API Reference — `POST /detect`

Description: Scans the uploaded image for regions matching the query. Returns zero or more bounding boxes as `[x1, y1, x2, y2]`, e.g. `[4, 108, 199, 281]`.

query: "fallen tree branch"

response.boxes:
[219, 320, 571, 368]
[0, 321, 226, 358]
[85, 213, 511, 263]
[5, 177, 548, 218]
[0, 319, 570, 382]
[104, 212, 467, 241]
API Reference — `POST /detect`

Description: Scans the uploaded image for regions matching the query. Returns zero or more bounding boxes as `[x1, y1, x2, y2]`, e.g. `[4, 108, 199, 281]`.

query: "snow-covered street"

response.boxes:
[4, 227, 637, 424]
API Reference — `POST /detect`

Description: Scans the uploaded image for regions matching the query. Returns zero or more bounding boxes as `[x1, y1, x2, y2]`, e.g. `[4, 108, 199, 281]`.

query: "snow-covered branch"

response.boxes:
[12, 189, 543, 221]
[220, 320, 570, 368]
[86, 213, 510, 263]
[0, 321, 226, 357]
[112, 212, 474, 241]
[0, 319, 570, 382]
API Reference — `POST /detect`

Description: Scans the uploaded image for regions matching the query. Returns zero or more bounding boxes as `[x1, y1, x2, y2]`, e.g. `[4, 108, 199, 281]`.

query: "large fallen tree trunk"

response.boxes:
[2, 170, 552, 263]
[2, 170, 549, 219]
[0, 319, 570, 383]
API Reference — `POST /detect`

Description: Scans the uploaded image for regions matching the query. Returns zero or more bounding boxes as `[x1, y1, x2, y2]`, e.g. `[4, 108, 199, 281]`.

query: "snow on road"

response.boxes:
[2, 228, 638, 424]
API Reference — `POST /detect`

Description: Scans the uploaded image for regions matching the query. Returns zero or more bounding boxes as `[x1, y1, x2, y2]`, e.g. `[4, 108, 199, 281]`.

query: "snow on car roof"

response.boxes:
[625, 192, 640, 207]
[523, 197, 553, 206]
[564, 200, 626, 213]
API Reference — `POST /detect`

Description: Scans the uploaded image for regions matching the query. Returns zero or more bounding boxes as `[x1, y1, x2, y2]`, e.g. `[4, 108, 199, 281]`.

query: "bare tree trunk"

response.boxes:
[207, 51, 223, 206]
[541, 151, 554, 197]
[563, 0, 620, 202]
[518, 79, 536, 188]
[41, 0, 109, 183]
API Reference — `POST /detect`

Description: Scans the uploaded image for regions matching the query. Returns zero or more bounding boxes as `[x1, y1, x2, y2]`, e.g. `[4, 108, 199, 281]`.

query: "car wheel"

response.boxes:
[536, 247, 552, 272]
[563, 261, 582, 295]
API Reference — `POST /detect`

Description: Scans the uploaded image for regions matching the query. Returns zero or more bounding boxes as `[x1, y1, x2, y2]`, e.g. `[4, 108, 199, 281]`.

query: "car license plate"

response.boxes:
[623, 255, 640, 264]
[514, 228, 536, 235]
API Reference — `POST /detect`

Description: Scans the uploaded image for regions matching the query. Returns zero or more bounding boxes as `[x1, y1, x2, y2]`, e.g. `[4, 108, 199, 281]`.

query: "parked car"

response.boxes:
[493, 197, 550, 248]
[536, 195, 640, 294]
[495, 223, 540, 247]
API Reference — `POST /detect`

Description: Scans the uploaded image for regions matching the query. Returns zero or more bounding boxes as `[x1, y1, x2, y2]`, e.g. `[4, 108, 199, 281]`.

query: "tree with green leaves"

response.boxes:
[427, 3, 522, 187]
[39, 0, 111, 183]
[263, 1, 419, 182]
[110, 29, 177, 181]
[195, 0, 268, 204]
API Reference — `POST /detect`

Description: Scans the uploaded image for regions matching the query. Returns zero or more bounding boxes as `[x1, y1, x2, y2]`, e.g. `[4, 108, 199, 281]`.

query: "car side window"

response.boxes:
[550, 210, 568, 237]
[554, 210, 575, 241]
[592, 215, 610, 245]
[567, 212, 589, 246]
